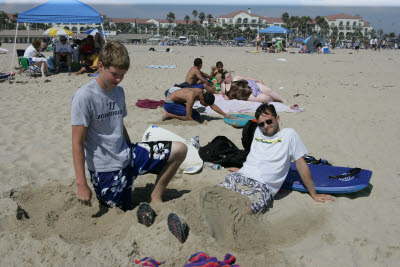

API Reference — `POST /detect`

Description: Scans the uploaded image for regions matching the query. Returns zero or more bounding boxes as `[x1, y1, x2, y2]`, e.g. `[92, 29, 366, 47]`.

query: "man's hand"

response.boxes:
[312, 193, 335, 203]
[77, 183, 92, 206]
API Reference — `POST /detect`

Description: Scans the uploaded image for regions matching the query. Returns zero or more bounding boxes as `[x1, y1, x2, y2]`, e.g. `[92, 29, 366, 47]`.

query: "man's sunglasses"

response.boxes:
[258, 119, 273, 127]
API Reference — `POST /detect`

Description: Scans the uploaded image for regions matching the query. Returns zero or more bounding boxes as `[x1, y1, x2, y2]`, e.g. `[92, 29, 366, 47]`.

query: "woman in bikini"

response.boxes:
[220, 72, 286, 103]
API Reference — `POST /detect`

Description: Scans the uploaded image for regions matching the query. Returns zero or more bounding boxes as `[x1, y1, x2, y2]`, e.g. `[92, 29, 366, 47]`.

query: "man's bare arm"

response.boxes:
[72, 125, 92, 206]
[210, 104, 234, 118]
[195, 69, 212, 85]
[295, 157, 335, 202]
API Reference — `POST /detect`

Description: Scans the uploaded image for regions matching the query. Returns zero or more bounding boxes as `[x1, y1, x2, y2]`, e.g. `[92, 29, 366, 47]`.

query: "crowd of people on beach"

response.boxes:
[22, 32, 104, 78]
[70, 40, 335, 244]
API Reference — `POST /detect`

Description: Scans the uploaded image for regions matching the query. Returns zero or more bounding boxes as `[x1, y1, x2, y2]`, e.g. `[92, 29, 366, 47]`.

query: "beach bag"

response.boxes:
[241, 120, 258, 153]
[199, 136, 247, 168]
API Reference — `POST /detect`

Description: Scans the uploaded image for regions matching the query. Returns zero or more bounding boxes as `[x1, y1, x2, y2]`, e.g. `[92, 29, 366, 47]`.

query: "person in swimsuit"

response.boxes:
[162, 87, 234, 121]
[221, 72, 286, 103]
[184, 58, 216, 93]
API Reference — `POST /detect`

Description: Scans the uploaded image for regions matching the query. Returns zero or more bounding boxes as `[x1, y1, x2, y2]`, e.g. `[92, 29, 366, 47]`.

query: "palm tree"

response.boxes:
[290, 16, 299, 36]
[198, 12, 206, 39]
[282, 12, 290, 29]
[207, 14, 213, 24]
[378, 29, 384, 37]
[184, 15, 190, 24]
[166, 11, 175, 36]
[192, 10, 198, 21]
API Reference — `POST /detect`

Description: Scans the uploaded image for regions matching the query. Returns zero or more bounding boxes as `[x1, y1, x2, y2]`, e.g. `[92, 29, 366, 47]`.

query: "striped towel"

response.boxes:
[184, 252, 239, 267]
[134, 257, 164, 267]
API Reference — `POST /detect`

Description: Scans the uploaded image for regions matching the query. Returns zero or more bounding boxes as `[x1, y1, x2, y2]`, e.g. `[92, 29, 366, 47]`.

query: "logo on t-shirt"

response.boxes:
[97, 101, 123, 119]
[255, 137, 282, 144]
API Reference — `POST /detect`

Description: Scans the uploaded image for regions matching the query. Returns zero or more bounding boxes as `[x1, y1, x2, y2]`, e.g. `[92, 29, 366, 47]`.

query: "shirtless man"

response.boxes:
[185, 58, 216, 93]
[162, 87, 232, 121]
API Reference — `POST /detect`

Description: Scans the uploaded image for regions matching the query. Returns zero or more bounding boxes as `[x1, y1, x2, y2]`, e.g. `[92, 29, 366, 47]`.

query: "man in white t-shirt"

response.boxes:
[220, 103, 335, 215]
[55, 35, 73, 74]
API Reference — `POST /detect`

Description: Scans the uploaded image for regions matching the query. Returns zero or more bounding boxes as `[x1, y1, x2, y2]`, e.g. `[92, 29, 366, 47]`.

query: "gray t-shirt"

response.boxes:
[71, 79, 130, 172]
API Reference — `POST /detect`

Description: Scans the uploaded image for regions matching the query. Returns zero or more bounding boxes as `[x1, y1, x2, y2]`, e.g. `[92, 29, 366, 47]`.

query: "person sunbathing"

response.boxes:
[221, 72, 286, 103]
[162, 87, 233, 121]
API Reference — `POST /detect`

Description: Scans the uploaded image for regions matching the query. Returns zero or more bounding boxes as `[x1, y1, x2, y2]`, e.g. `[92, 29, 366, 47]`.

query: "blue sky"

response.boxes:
[1, 0, 400, 6]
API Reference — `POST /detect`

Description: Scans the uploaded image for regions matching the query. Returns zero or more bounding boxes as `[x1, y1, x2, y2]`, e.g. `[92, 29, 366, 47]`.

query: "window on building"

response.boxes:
[252, 19, 256, 23]
[230, 19, 233, 23]
[346, 21, 350, 26]
[243, 18, 248, 23]
[222, 19, 225, 23]
[353, 21, 356, 26]
[237, 18, 242, 23]
[339, 21, 343, 26]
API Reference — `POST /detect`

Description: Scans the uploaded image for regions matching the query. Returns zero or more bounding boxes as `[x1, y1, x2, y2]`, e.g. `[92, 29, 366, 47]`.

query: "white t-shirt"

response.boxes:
[24, 45, 38, 58]
[55, 41, 73, 53]
[238, 127, 308, 196]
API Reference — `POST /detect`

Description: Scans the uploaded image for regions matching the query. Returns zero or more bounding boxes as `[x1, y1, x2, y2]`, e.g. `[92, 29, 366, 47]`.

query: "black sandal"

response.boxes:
[136, 203, 156, 227]
[167, 213, 189, 243]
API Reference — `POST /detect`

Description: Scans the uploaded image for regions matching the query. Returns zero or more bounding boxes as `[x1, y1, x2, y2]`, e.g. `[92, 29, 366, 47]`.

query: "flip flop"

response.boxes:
[167, 213, 188, 243]
[136, 203, 155, 227]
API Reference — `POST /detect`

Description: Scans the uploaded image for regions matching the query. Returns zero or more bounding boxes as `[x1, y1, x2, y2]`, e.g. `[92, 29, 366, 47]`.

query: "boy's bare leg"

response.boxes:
[162, 109, 192, 121]
[151, 141, 187, 202]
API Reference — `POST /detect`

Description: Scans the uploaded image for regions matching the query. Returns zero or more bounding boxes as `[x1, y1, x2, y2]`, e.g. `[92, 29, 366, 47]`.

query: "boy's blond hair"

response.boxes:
[98, 41, 130, 70]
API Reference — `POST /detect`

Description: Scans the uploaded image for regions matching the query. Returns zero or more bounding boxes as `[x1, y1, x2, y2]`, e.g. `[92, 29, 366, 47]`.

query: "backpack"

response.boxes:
[198, 136, 248, 168]
[241, 120, 258, 153]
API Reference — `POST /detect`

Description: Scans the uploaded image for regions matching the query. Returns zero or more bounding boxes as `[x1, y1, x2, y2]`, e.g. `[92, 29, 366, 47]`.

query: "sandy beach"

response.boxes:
[0, 43, 400, 266]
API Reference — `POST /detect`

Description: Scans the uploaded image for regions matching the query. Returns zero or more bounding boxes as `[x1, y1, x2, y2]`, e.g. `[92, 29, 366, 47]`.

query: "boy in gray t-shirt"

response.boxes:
[71, 42, 188, 233]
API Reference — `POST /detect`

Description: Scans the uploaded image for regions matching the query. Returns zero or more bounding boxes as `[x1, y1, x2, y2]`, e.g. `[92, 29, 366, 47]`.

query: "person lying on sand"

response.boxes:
[162, 87, 234, 121]
[71, 41, 187, 214]
[221, 72, 286, 103]
[221, 103, 335, 215]
[185, 58, 216, 93]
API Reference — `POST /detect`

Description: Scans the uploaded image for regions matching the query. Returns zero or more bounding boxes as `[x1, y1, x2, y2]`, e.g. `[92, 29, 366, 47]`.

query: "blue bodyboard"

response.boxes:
[223, 114, 255, 128]
[283, 163, 372, 194]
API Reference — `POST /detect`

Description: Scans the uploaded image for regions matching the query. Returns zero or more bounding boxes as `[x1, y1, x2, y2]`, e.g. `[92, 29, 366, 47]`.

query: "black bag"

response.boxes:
[199, 136, 247, 168]
[241, 120, 258, 153]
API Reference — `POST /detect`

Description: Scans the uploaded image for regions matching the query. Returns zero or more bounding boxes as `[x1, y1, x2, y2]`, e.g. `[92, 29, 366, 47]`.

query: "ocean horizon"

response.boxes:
[1, 4, 399, 35]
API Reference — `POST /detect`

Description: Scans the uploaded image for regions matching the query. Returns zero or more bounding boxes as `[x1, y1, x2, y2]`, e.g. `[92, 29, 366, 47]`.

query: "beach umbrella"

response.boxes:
[43, 26, 74, 36]
[85, 28, 104, 36]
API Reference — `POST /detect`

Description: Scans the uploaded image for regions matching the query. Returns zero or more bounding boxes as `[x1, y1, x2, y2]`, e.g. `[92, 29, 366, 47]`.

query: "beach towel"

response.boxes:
[146, 65, 176, 69]
[134, 257, 164, 267]
[184, 252, 239, 267]
[0, 72, 14, 79]
[193, 94, 304, 114]
[136, 99, 164, 109]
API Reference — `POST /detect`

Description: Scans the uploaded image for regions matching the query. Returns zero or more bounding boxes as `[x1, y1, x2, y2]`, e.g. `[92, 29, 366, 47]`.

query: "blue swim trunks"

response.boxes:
[191, 83, 205, 89]
[164, 101, 200, 120]
[88, 141, 171, 210]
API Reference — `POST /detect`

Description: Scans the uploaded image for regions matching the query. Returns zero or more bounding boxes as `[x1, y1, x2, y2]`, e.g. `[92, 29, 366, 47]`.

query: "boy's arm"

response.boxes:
[195, 70, 212, 85]
[295, 157, 335, 203]
[72, 125, 92, 206]
[210, 104, 235, 118]
[185, 97, 195, 121]
[123, 125, 132, 145]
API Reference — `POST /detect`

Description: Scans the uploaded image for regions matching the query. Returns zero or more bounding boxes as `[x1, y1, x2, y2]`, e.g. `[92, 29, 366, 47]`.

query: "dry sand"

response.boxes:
[0, 43, 400, 266]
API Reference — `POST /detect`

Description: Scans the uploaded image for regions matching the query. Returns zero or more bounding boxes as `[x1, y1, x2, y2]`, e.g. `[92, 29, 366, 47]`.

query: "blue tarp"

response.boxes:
[259, 26, 292, 34]
[17, 0, 103, 24]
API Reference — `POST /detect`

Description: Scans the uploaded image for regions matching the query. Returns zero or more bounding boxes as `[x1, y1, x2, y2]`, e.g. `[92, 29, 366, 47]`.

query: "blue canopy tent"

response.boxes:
[259, 26, 292, 45]
[294, 38, 304, 42]
[10, 0, 104, 76]
[259, 26, 292, 34]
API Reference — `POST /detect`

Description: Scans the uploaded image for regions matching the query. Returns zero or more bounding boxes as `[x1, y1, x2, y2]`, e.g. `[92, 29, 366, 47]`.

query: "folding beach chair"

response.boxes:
[18, 57, 41, 77]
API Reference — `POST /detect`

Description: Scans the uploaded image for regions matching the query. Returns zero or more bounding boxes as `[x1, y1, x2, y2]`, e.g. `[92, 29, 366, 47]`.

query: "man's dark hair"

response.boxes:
[203, 92, 215, 105]
[255, 103, 277, 119]
[216, 61, 223, 67]
[194, 58, 202, 66]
